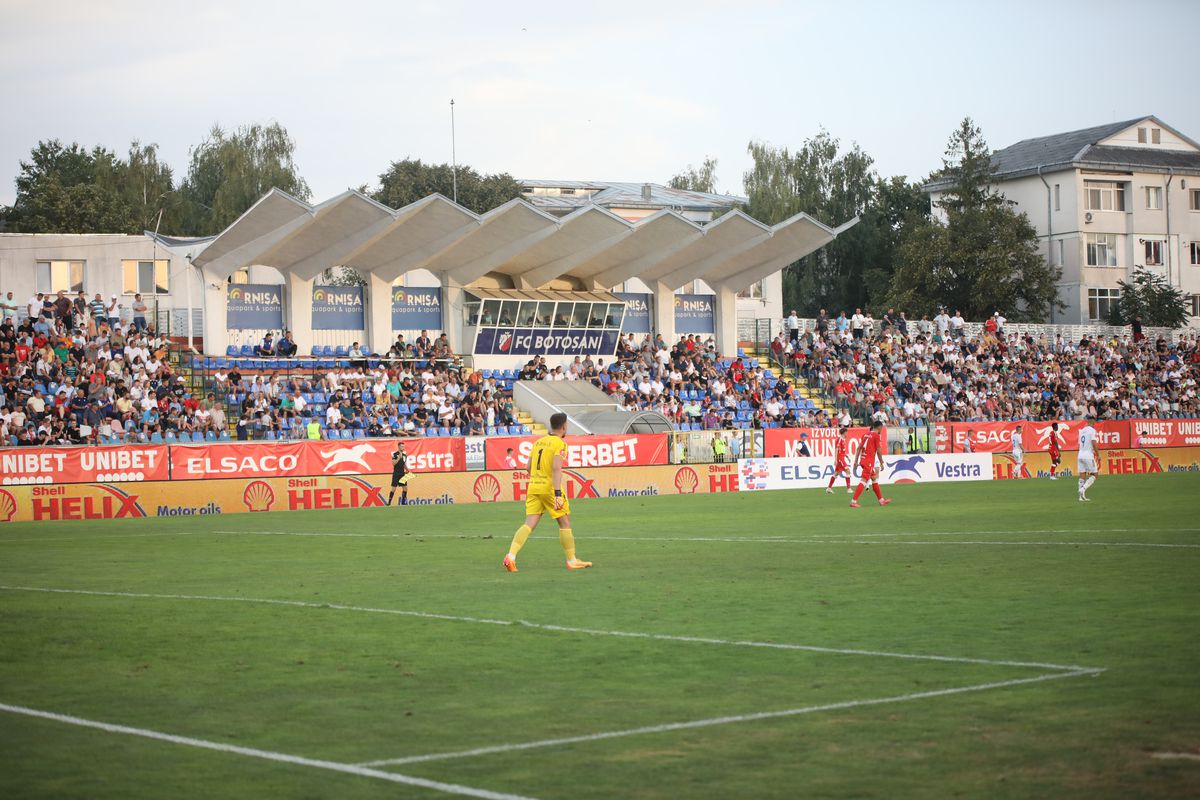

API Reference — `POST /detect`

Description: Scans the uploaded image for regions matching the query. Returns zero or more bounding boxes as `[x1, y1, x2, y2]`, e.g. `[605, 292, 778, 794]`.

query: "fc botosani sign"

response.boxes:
[473, 328, 620, 356]
[737, 454, 993, 491]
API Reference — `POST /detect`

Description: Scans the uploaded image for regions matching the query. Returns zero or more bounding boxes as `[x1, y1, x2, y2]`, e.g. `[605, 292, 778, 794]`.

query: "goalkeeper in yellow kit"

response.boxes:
[503, 412, 593, 572]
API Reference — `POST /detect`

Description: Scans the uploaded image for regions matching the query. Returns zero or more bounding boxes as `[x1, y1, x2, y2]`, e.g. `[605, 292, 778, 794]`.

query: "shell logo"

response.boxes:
[243, 480, 276, 512]
[673, 467, 699, 494]
[473, 473, 501, 502]
[313, 289, 327, 303]
[228, 288, 243, 301]
[0, 489, 15, 522]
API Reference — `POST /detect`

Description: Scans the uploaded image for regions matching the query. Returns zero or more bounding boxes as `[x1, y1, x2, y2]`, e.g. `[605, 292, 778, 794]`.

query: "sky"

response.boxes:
[2, 0, 1198, 219]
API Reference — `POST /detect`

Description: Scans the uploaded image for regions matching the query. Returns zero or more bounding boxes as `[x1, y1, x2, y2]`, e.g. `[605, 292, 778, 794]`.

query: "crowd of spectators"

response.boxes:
[773, 307, 1200, 425]
[221, 355, 521, 440]
[517, 332, 837, 430]
[0, 289, 227, 446]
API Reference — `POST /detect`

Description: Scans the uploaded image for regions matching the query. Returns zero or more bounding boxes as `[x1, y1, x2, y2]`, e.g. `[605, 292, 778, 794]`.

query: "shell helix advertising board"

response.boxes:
[0, 462, 743, 524]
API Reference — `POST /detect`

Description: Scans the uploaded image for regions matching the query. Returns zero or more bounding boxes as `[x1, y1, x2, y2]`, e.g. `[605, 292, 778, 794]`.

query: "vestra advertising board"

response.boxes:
[0, 445, 170, 485]
[170, 438, 465, 480]
[0, 463, 741, 523]
[738, 453, 994, 492]
[935, 420, 1130, 454]
[483, 434, 669, 470]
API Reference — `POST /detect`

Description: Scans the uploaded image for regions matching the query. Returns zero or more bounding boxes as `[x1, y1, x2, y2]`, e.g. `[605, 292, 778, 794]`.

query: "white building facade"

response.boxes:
[927, 116, 1200, 325]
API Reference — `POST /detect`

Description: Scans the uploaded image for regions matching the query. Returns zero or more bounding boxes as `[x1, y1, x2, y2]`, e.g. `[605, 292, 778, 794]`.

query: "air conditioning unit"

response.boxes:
[1084, 212, 1094, 224]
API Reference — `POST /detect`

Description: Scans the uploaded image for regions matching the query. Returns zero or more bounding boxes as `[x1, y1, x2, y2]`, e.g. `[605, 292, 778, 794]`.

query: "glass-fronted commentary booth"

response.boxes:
[465, 289, 626, 357]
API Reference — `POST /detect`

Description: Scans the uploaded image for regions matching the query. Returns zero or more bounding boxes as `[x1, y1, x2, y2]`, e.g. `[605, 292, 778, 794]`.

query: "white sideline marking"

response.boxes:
[0, 585, 1098, 672]
[1152, 752, 1200, 762]
[0, 701, 537, 800]
[358, 669, 1101, 768]
[844, 540, 1200, 549]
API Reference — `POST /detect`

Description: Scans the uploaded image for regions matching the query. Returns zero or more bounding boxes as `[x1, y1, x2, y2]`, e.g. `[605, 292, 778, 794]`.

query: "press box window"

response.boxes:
[36, 260, 85, 294]
[122, 259, 169, 294]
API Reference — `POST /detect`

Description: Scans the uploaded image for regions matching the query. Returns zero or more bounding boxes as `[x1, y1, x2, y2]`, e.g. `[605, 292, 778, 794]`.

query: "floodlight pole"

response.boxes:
[450, 98, 458, 204]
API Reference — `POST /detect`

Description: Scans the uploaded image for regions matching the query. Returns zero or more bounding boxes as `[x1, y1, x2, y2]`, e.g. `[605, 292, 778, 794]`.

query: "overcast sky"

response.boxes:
[3, 0, 1197, 217]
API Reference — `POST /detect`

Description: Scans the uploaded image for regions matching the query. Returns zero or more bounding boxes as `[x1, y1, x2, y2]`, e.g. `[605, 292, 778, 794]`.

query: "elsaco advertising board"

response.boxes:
[737, 453, 994, 491]
[0, 463, 743, 523]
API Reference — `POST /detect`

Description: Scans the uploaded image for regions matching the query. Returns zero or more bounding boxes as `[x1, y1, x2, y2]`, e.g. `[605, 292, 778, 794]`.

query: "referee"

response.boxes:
[387, 441, 413, 506]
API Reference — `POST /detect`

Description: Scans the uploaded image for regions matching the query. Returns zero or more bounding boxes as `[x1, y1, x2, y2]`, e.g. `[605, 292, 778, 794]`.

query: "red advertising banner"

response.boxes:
[763, 427, 870, 459]
[0, 445, 170, 485]
[936, 420, 1130, 454]
[169, 438, 466, 480]
[1130, 419, 1200, 448]
[484, 434, 669, 470]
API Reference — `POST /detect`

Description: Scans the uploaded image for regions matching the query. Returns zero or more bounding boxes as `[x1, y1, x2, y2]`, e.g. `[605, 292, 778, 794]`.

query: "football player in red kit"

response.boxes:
[850, 420, 891, 508]
[1047, 422, 1061, 480]
[826, 426, 853, 494]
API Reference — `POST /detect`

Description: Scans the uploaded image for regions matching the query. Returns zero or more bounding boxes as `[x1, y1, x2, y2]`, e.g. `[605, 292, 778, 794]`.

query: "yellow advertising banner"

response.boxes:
[991, 446, 1200, 480]
[0, 462, 744, 523]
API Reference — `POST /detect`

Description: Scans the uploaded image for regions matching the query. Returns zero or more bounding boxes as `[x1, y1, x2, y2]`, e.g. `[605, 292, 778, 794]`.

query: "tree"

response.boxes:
[3, 140, 138, 233]
[179, 123, 310, 235]
[743, 131, 885, 314]
[372, 159, 522, 214]
[885, 118, 1063, 322]
[668, 156, 719, 193]
[1108, 268, 1189, 328]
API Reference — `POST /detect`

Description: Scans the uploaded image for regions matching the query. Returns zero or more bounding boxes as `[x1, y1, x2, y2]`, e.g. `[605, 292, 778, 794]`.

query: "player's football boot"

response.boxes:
[565, 559, 593, 570]
[1078, 495, 1090, 502]
[503, 555, 518, 572]
[879, 498, 892, 506]
[849, 500, 861, 508]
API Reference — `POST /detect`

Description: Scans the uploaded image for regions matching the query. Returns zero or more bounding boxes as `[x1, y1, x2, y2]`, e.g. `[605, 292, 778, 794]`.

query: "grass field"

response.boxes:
[1, 472, 1198, 799]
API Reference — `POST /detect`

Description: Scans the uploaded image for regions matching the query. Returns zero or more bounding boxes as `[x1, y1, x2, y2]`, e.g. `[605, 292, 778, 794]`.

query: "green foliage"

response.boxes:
[668, 156, 719, 193]
[744, 131, 920, 314]
[179, 123, 310, 235]
[1108, 268, 1189, 328]
[372, 159, 522, 214]
[1, 140, 174, 234]
[886, 118, 1064, 322]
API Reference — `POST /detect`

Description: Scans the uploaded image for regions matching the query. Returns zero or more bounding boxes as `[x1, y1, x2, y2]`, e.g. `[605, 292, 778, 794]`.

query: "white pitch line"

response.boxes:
[1152, 752, 1200, 762]
[358, 668, 1101, 768]
[0, 585, 1098, 672]
[0, 701, 537, 800]
[840, 540, 1200, 549]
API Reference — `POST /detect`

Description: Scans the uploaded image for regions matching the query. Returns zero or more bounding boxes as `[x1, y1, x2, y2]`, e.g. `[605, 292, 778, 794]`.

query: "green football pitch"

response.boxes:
[1, 472, 1197, 799]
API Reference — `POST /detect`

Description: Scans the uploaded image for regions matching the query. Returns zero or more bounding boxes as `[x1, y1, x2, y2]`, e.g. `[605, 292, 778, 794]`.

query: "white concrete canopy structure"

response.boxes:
[189, 189, 855, 357]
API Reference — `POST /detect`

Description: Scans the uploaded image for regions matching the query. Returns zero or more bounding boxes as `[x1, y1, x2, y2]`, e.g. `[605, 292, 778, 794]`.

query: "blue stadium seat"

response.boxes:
[226, 345, 239, 356]
[486, 426, 497, 436]
[496, 426, 509, 436]
[240, 345, 255, 357]
[351, 428, 365, 439]
[151, 432, 165, 443]
[205, 430, 218, 441]
[438, 426, 451, 437]
[219, 431, 231, 441]
[334, 345, 348, 357]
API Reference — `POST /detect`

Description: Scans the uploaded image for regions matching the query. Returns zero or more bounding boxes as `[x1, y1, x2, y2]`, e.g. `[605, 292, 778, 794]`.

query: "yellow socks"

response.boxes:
[559, 528, 576, 561]
[508, 525, 533, 557]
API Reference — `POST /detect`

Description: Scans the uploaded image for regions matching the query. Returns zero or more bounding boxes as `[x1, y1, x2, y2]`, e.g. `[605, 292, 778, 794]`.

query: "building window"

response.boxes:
[737, 280, 764, 300]
[121, 259, 169, 295]
[1054, 183, 1060, 211]
[1087, 288, 1121, 321]
[1190, 295, 1200, 317]
[228, 269, 250, 284]
[36, 260, 85, 294]
[1152, 128, 1162, 144]
[1084, 181, 1126, 212]
[1138, 127, 1148, 143]
[1054, 239, 1064, 267]
[1086, 234, 1119, 267]
[1144, 239, 1165, 266]
[1191, 189, 1200, 210]
[1190, 242, 1200, 265]
[1145, 186, 1163, 210]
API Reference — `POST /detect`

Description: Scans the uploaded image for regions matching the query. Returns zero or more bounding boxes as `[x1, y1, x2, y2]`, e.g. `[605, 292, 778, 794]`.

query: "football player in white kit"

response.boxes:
[1077, 416, 1099, 501]
[1011, 423, 1027, 479]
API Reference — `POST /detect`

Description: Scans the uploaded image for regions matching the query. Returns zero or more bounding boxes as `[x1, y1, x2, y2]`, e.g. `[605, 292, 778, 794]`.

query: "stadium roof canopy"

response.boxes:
[189, 189, 856, 293]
